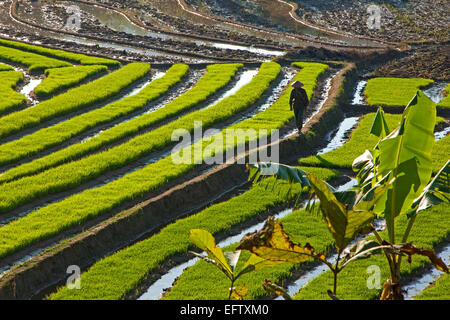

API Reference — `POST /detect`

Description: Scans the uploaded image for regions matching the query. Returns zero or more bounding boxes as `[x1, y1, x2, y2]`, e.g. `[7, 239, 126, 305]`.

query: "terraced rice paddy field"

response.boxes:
[0, 36, 447, 302]
[0, 0, 448, 303]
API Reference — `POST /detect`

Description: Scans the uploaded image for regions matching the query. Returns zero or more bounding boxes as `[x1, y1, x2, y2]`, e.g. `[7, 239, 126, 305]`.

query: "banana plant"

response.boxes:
[189, 229, 284, 300]
[351, 92, 448, 299]
[237, 170, 390, 298]
[239, 91, 449, 300]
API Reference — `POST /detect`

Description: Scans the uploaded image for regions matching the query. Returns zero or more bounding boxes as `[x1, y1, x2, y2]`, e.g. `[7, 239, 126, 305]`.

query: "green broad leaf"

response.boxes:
[308, 173, 376, 253]
[352, 150, 377, 189]
[410, 160, 450, 216]
[237, 217, 333, 269]
[370, 107, 390, 138]
[189, 229, 233, 280]
[374, 91, 436, 242]
[247, 163, 311, 187]
[353, 171, 392, 211]
[263, 280, 292, 300]
[353, 149, 374, 172]
[237, 254, 284, 279]
[229, 284, 248, 300]
[341, 240, 385, 267]
[333, 190, 357, 209]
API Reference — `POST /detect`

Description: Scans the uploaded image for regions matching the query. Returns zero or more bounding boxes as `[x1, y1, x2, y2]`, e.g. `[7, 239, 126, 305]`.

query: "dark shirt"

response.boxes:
[290, 88, 309, 112]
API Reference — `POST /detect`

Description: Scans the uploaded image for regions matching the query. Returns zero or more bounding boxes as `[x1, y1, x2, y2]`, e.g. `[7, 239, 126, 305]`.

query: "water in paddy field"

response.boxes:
[351, 80, 367, 105]
[138, 208, 294, 300]
[211, 43, 285, 57]
[73, 2, 285, 57]
[56, 35, 167, 57]
[139, 177, 358, 300]
[435, 126, 450, 141]
[201, 69, 259, 110]
[234, 70, 296, 121]
[422, 82, 448, 104]
[20, 78, 42, 105]
[403, 243, 450, 300]
[277, 252, 339, 299]
[318, 117, 360, 155]
[123, 72, 166, 98]
[304, 71, 338, 125]
[131, 69, 292, 169]
[77, 2, 169, 40]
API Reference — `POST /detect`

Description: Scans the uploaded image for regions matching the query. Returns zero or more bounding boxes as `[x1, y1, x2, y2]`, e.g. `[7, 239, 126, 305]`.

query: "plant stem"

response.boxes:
[402, 215, 416, 243]
[333, 254, 341, 295]
[372, 227, 395, 277]
[228, 278, 235, 300]
[395, 214, 417, 280]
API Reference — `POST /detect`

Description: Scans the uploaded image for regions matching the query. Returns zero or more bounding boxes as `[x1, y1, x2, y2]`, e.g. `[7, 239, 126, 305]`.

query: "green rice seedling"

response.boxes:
[0, 62, 150, 139]
[298, 113, 447, 171]
[364, 77, 434, 106]
[34, 65, 108, 97]
[163, 207, 334, 300]
[161, 199, 449, 299]
[0, 63, 274, 212]
[415, 270, 450, 300]
[0, 45, 72, 72]
[0, 38, 120, 67]
[0, 62, 329, 262]
[49, 167, 338, 300]
[0, 62, 280, 259]
[299, 113, 400, 169]
[432, 134, 450, 172]
[0, 63, 241, 182]
[0, 63, 13, 71]
[231, 62, 328, 132]
[162, 190, 449, 300]
[0, 71, 26, 115]
[232, 94, 449, 300]
[437, 84, 450, 108]
[293, 203, 450, 300]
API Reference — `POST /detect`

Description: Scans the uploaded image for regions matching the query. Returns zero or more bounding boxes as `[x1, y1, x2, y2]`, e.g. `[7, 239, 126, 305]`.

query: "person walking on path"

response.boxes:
[289, 81, 309, 131]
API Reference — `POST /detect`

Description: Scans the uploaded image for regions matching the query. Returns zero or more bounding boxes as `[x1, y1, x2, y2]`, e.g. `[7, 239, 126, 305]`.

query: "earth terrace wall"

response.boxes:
[0, 62, 355, 300]
[342, 103, 450, 118]
[0, 38, 120, 67]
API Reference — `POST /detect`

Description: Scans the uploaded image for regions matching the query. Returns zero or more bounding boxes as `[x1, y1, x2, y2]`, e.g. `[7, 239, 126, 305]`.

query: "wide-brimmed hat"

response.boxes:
[291, 81, 304, 88]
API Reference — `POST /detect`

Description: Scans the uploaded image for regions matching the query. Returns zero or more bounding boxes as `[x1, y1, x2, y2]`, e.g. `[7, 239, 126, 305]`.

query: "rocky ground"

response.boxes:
[181, 0, 449, 43]
[1, 0, 447, 72]
[293, 0, 449, 42]
[4, 0, 293, 63]
[371, 45, 450, 81]
[92, 0, 287, 47]
[185, 0, 290, 32]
